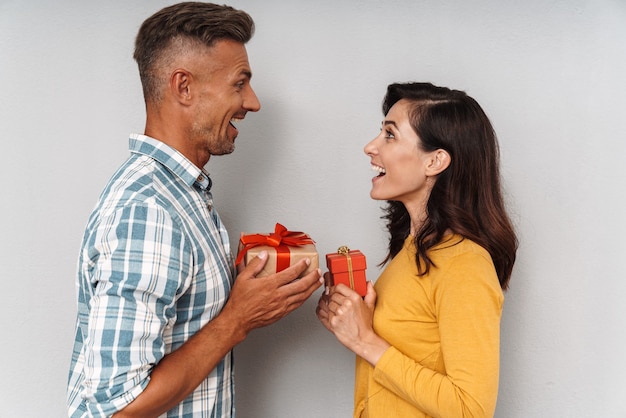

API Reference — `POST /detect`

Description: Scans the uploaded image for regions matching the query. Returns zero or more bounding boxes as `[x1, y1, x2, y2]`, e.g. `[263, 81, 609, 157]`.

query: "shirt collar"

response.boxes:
[128, 133, 211, 190]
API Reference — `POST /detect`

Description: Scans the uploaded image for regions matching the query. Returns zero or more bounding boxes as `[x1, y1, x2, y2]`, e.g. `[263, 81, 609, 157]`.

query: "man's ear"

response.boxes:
[170, 68, 192, 104]
[426, 149, 451, 176]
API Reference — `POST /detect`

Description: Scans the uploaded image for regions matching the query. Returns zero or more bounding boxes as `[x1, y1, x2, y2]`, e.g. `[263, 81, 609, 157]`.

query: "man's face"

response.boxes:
[188, 39, 261, 161]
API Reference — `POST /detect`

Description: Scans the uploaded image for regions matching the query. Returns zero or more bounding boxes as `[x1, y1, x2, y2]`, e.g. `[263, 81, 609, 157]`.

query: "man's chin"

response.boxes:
[207, 135, 237, 157]
[210, 145, 235, 157]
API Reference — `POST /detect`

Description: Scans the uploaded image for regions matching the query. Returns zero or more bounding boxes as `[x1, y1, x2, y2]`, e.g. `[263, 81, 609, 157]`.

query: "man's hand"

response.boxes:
[225, 250, 324, 337]
[113, 251, 322, 417]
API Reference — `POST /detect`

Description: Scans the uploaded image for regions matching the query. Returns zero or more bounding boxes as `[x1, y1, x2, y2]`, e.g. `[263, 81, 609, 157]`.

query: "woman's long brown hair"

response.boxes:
[380, 82, 518, 289]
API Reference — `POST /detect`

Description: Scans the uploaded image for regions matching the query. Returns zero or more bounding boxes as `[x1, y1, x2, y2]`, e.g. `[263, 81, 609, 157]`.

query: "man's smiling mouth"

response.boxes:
[229, 117, 243, 137]
[230, 117, 242, 128]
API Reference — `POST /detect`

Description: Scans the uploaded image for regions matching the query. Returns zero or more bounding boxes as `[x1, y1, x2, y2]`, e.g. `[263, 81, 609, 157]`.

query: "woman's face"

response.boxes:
[364, 99, 437, 209]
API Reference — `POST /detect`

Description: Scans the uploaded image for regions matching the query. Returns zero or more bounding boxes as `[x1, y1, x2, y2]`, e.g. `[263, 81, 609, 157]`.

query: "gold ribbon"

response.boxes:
[338, 246, 354, 290]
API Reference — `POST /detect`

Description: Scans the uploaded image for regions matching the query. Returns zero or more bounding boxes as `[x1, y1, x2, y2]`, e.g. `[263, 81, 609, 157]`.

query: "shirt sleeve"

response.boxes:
[80, 202, 190, 416]
[372, 252, 504, 417]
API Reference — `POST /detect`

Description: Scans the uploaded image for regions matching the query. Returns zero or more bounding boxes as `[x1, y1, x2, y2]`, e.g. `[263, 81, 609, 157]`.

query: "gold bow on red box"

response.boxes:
[325, 246, 367, 296]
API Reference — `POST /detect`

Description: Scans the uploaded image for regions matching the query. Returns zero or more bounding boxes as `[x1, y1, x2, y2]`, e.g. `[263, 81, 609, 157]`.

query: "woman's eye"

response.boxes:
[384, 130, 395, 139]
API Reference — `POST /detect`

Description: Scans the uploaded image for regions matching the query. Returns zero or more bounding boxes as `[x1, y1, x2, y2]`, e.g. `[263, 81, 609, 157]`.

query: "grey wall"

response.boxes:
[1, 0, 625, 416]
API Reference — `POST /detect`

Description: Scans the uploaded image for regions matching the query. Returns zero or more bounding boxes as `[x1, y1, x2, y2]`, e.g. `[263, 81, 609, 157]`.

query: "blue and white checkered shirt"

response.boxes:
[67, 134, 235, 417]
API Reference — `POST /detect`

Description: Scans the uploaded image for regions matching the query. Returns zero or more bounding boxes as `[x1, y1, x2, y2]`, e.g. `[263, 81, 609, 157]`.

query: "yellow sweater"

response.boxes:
[354, 235, 504, 418]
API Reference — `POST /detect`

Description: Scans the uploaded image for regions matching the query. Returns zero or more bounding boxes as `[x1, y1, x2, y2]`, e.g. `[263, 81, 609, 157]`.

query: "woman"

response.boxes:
[317, 82, 518, 418]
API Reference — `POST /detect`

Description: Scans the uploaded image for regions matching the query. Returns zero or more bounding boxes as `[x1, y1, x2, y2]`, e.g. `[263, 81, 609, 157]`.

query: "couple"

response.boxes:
[66, 3, 518, 417]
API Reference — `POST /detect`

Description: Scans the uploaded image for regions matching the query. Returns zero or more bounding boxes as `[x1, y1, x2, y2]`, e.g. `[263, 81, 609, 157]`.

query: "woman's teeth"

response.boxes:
[371, 165, 386, 176]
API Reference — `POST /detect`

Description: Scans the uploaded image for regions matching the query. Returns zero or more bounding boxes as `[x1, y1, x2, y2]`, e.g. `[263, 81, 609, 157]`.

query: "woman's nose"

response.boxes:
[364, 137, 378, 156]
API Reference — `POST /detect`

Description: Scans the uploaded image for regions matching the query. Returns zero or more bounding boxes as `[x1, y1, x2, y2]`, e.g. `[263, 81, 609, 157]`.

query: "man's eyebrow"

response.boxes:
[382, 120, 397, 128]
[242, 70, 252, 79]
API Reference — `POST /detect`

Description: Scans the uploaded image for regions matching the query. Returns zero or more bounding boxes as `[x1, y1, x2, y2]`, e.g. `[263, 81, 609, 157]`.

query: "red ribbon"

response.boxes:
[235, 223, 315, 272]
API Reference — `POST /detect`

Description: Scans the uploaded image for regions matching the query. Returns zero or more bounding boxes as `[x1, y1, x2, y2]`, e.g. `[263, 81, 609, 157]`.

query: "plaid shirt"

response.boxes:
[67, 134, 235, 417]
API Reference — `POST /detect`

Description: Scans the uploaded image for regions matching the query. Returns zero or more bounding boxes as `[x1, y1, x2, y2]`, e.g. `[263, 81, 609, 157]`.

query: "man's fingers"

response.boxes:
[239, 250, 269, 278]
[289, 268, 323, 297]
[278, 267, 323, 309]
[277, 257, 312, 281]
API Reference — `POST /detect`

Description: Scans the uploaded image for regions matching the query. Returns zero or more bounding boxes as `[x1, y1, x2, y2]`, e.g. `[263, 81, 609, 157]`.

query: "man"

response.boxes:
[66, 3, 323, 416]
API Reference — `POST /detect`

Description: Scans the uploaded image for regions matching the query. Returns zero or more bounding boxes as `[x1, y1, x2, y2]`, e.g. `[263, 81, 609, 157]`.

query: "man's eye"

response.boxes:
[384, 130, 395, 139]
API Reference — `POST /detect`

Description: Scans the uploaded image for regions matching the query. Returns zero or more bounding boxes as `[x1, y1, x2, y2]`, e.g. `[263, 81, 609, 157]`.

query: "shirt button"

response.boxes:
[197, 174, 204, 182]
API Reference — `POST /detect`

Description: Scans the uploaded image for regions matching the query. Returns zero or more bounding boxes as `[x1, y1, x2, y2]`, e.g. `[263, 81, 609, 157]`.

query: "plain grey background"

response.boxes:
[1, 0, 625, 416]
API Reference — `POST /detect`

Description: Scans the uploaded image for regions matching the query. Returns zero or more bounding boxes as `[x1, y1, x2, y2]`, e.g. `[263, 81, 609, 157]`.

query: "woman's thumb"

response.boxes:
[364, 281, 377, 308]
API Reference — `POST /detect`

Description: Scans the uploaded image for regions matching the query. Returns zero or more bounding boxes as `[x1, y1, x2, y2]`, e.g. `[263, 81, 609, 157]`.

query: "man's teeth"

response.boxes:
[371, 165, 386, 174]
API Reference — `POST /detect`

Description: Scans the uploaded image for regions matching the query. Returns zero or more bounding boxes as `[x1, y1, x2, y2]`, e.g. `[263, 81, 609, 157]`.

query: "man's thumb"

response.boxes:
[243, 250, 268, 277]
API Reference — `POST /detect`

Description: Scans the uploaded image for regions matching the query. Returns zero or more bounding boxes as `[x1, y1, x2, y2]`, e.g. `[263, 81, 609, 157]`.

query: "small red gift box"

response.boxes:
[235, 223, 319, 278]
[325, 246, 367, 296]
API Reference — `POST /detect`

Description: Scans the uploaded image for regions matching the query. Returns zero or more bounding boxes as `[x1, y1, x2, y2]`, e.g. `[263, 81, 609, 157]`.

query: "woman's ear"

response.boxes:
[426, 149, 451, 176]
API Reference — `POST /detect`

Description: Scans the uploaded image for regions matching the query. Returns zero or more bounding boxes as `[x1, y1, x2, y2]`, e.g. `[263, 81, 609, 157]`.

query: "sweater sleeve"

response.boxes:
[372, 252, 504, 417]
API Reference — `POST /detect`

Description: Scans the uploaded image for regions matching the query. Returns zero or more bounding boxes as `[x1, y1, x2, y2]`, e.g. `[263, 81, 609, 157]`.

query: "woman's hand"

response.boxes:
[317, 280, 390, 366]
[315, 272, 333, 332]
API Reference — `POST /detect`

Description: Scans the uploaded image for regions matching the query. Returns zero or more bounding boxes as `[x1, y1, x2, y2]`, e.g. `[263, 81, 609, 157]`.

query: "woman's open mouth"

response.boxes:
[371, 164, 386, 177]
